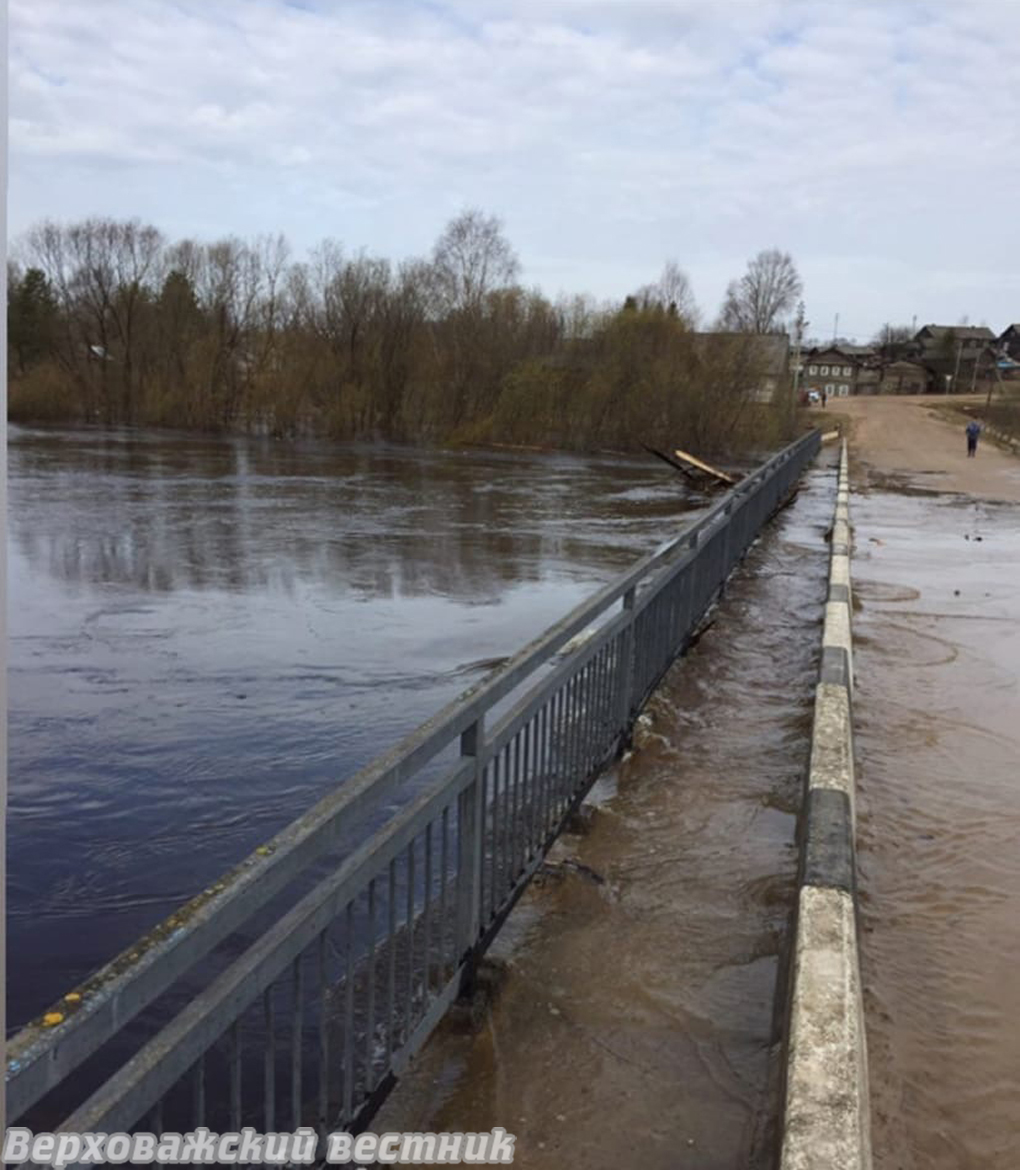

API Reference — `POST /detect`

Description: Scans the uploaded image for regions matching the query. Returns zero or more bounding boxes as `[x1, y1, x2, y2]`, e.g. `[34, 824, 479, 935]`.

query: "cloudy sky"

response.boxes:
[9, 0, 1020, 341]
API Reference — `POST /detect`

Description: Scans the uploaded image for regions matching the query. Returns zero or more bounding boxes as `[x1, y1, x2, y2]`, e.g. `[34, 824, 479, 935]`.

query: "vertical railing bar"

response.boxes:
[505, 741, 516, 882]
[405, 839, 415, 1037]
[477, 762, 488, 927]
[558, 677, 572, 813]
[551, 687, 566, 828]
[597, 645, 610, 761]
[534, 706, 546, 844]
[264, 987, 276, 1131]
[500, 746, 511, 896]
[531, 706, 543, 844]
[590, 653, 602, 772]
[342, 901, 355, 1124]
[424, 820, 434, 998]
[229, 1019, 241, 1132]
[549, 686, 564, 824]
[291, 953, 304, 1131]
[587, 655, 600, 773]
[578, 660, 591, 779]
[365, 879, 377, 1098]
[439, 807, 450, 973]
[317, 930, 329, 1149]
[488, 758, 498, 921]
[568, 670, 583, 799]
[387, 858, 397, 1059]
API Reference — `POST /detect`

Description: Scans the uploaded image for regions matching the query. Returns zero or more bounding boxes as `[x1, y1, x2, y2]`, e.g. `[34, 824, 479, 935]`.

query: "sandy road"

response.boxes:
[830, 394, 1020, 499]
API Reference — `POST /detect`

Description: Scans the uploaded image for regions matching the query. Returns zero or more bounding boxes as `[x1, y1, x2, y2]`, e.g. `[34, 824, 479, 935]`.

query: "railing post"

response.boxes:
[455, 718, 485, 962]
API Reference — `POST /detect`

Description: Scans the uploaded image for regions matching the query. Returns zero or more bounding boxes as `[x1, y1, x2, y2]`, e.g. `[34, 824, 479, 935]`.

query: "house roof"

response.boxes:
[916, 324, 996, 341]
[804, 345, 869, 363]
[998, 324, 1020, 337]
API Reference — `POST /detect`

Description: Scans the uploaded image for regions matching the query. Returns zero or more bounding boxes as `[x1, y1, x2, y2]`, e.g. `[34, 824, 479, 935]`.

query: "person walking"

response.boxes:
[966, 419, 981, 457]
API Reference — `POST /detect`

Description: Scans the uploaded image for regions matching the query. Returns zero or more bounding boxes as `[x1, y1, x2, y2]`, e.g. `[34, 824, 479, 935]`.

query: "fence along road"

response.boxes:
[7, 429, 821, 1142]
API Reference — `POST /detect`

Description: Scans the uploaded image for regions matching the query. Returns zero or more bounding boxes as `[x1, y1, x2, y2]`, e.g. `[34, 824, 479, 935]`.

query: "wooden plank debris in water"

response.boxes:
[641, 444, 736, 490]
[672, 448, 737, 486]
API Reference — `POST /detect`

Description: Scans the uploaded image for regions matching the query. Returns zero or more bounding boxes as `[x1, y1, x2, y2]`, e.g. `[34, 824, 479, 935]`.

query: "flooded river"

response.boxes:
[8, 425, 709, 1034]
[853, 486, 1020, 1169]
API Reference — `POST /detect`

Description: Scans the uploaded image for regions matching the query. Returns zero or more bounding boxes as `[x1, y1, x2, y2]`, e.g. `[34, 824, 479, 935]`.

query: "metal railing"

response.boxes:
[7, 429, 821, 1142]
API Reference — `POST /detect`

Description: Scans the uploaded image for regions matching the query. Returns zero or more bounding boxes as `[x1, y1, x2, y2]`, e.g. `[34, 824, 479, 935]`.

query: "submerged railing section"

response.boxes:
[8, 429, 821, 1142]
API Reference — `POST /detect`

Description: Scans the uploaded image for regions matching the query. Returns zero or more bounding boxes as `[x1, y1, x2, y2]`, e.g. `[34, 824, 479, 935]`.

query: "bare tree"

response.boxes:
[871, 323, 914, 360]
[656, 260, 699, 322]
[719, 249, 802, 334]
[431, 209, 519, 314]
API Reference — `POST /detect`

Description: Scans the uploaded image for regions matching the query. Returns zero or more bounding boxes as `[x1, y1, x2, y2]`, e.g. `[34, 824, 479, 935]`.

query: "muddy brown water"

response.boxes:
[852, 487, 1020, 1170]
[377, 456, 839, 1168]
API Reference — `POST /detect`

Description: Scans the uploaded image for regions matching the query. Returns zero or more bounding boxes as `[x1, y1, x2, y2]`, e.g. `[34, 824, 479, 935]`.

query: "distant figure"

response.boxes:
[822, 390, 827, 409]
[966, 419, 981, 457]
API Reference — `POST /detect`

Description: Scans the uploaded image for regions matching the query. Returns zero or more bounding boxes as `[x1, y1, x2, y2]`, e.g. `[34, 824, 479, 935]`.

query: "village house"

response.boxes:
[997, 324, 1020, 360]
[800, 345, 875, 398]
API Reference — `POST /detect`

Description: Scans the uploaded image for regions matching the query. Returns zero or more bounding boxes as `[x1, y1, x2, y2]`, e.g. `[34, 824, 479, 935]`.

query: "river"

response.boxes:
[7, 425, 707, 1034]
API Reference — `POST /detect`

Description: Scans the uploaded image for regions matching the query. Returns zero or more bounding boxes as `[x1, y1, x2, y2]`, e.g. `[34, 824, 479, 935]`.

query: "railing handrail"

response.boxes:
[7, 429, 820, 1121]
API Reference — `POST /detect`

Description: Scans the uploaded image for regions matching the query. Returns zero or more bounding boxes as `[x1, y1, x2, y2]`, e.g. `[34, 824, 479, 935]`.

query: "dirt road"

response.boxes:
[833, 394, 1020, 499]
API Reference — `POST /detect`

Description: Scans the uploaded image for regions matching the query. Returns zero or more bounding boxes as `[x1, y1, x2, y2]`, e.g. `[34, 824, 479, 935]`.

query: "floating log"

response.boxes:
[672, 448, 737, 486]
[641, 444, 700, 482]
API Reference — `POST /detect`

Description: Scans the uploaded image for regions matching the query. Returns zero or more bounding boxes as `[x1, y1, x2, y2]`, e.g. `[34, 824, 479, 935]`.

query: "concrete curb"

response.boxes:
[780, 441, 872, 1170]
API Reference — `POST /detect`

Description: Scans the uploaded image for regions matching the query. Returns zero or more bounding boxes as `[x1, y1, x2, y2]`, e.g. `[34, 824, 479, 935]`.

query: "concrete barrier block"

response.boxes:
[808, 681, 854, 803]
[823, 602, 853, 687]
[781, 886, 871, 1170]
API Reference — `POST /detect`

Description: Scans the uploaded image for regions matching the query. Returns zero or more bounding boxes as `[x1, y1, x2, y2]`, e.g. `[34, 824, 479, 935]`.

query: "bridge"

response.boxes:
[6, 421, 911, 1168]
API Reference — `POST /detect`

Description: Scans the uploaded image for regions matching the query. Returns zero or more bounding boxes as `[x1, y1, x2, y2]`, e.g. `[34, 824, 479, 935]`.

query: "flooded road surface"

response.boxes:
[9, 426, 711, 1033]
[852, 487, 1020, 1169]
[377, 457, 837, 1168]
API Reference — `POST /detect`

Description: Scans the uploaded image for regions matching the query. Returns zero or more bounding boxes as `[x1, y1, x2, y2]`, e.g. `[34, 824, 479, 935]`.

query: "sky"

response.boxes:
[8, 0, 1020, 342]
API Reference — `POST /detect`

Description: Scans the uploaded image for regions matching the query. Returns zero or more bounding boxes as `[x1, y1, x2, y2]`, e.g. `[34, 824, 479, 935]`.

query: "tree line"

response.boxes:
[8, 210, 802, 454]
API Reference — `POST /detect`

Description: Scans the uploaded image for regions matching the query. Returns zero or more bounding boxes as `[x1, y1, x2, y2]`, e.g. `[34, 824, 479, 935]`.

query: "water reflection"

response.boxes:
[11, 427, 696, 599]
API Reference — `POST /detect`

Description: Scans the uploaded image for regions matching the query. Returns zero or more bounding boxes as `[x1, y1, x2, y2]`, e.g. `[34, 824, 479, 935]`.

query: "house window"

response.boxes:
[839, 383, 849, 396]
[825, 383, 835, 393]
[808, 365, 818, 375]
[820, 365, 829, 375]
[843, 365, 852, 376]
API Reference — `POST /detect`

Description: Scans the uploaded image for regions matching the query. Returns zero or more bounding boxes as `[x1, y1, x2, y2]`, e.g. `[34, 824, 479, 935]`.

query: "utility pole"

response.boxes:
[952, 339, 963, 394]
[791, 300, 806, 425]
[984, 357, 1003, 417]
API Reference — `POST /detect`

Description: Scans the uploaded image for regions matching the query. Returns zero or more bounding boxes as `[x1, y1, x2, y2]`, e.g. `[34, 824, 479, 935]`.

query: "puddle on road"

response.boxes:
[852, 489, 1020, 1170]
[378, 460, 837, 1168]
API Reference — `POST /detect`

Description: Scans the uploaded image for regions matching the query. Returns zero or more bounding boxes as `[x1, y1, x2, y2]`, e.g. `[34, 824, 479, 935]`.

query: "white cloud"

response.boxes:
[9, 0, 1020, 338]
